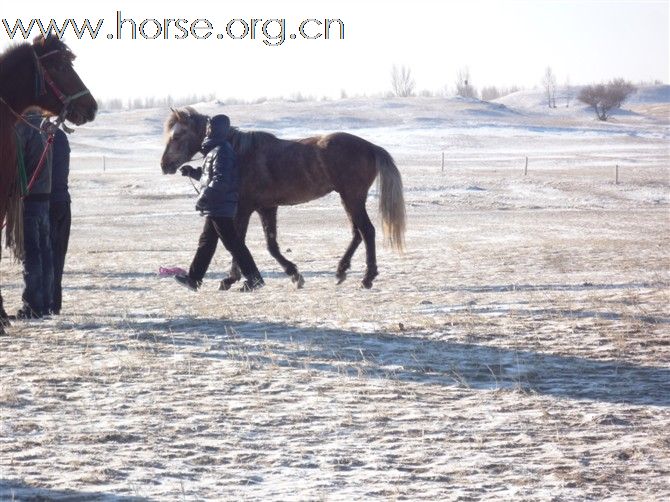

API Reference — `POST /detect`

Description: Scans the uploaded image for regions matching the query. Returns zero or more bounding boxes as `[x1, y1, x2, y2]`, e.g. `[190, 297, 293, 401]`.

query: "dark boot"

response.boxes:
[0, 290, 7, 320]
[239, 276, 265, 292]
[175, 274, 201, 292]
[0, 293, 9, 330]
[16, 307, 43, 319]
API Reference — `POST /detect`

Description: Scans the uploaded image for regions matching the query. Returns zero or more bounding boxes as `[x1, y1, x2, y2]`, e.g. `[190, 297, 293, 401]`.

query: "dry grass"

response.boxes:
[1, 156, 669, 500]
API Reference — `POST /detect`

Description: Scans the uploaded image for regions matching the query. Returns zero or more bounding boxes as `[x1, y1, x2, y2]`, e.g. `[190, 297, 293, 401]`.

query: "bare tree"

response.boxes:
[564, 76, 572, 108]
[390, 65, 415, 97]
[481, 86, 500, 101]
[455, 67, 477, 98]
[578, 79, 636, 120]
[542, 66, 557, 108]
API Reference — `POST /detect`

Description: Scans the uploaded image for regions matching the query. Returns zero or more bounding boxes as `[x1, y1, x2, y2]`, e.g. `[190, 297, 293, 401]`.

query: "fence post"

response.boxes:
[524, 156, 528, 176]
[103, 155, 106, 172]
[615, 164, 619, 185]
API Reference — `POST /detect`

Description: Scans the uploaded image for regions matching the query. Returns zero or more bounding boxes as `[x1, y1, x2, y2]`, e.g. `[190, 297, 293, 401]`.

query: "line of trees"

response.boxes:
[390, 65, 521, 100]
[100, 94, 217, 111]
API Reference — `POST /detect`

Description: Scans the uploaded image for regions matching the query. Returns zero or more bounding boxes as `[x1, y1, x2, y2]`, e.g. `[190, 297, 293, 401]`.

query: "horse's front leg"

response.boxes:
[258, 206, 304, 288]
[219, 210, 251, 291]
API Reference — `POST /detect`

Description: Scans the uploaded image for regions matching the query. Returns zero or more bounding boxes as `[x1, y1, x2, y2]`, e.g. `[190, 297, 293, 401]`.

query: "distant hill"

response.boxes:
[494, 85, 669, 113]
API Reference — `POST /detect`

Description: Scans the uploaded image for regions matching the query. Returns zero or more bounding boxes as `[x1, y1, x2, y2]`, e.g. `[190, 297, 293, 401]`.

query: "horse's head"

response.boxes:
[32, 34, 97, 125]
[161, 107, 207, 174]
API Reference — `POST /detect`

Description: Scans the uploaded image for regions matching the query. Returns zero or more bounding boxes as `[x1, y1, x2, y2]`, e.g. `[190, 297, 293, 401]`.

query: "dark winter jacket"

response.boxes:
[193, 134, 240, 218]
[50, 128, 71, 204]
[15, 112, 52, 200]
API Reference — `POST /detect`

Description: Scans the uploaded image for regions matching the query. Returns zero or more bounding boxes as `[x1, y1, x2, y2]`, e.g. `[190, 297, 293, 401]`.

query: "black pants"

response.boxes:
[50, 201, 71, 314]
[189, 216, 261, 283]
[22, 200, 53, 316]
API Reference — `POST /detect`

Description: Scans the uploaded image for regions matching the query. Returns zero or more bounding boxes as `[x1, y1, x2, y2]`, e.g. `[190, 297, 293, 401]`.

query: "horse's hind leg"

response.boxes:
[0, 288, 7, 334]
[0, 242, 8, 332]
[219, 210, 251, 291]
[341, 196, 378, 289]
[336, 222, 362, 284]
[258, 207, 304, 288]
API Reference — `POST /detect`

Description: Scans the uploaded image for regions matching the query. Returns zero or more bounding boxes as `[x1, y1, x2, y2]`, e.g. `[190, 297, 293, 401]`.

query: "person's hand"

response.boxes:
[180, 165, 195, 177]
[195, 188, 211, 212]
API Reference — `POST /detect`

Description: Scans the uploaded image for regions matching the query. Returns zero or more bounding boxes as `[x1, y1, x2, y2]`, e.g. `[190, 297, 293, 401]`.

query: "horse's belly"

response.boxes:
[262, 184, 333, 207]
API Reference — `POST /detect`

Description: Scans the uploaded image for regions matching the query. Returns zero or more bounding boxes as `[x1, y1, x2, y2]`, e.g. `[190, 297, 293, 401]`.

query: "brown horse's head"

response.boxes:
[161, 107, 208, 174]
[32, 34, 97, 125]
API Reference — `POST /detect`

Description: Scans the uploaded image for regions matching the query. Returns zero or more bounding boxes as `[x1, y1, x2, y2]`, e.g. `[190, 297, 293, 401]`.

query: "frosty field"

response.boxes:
[1, 91, 669, 500]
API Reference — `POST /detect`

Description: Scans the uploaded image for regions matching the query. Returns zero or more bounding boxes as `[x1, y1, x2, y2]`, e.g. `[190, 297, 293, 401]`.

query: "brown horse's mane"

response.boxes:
[0, 43, 33, 77]
[165, 106, 280, 157]
[0, 37, 72, 80]
[227, 127, 279, 156]
[164, 106, 198, 135]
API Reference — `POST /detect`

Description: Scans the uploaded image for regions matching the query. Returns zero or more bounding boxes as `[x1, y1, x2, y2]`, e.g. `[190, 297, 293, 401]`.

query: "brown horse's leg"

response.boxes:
[342, 197, 378, 289]
[336, 222, 362, 285]
[258, 207, 304, 288]
[0, 236, 8, 332]
[219, 210, 251, 291]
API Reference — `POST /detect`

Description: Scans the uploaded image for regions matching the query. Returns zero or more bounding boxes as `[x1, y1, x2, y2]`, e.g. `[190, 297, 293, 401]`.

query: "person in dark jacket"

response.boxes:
[50, 128, 71, 314]
[175, 114, 264, 292]
[15, 109, 54, 318]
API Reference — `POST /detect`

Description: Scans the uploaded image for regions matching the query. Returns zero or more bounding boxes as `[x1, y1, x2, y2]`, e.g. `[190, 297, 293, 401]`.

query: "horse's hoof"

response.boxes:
[336, 271, 346, 284]
[219, 279, 233, 291]
[361, 278, 374, 289]
[292, 273, 305, 289]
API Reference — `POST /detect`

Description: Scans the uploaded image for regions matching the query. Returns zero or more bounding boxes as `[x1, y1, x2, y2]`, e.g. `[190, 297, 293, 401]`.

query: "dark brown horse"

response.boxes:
[161, 107, 405, 289]
[0, 35, 98, 331]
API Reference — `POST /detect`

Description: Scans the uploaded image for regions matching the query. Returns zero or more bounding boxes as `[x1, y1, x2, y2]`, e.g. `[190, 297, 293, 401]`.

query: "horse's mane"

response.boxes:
[34, 35, 72, 59]
[227, 127, 279, 156]
[164, 106, 199, 134]
[0, 43, 33, 81]
[165, 106, 280, 156]
[0, 36, 72, 74]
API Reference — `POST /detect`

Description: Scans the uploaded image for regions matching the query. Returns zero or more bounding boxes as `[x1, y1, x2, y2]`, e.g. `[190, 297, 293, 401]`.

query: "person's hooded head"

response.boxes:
[201, 114, 231, 154]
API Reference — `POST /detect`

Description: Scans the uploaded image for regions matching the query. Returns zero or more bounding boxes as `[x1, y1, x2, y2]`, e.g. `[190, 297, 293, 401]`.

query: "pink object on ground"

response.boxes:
[158, 266, 188, 277]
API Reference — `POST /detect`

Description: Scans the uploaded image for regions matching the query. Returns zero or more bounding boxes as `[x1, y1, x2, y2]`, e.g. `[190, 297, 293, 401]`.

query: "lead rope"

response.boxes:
[184, 154, 205, 194]
[24, 132, 54, 195]
[0, 127, 53, 230]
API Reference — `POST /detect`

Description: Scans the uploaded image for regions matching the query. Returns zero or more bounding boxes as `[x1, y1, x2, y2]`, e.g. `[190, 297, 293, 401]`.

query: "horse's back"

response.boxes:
[242, 136, 334, 207]
[239, 130, 383, 208]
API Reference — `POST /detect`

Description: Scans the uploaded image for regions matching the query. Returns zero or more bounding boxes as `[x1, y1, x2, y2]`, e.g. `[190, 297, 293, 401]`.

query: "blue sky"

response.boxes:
[1, 0, 667, 100]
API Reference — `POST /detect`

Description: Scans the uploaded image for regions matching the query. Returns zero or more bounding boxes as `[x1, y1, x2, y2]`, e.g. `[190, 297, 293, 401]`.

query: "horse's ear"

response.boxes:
[32, 34, 47, 47]
[170, 107, 183, 120]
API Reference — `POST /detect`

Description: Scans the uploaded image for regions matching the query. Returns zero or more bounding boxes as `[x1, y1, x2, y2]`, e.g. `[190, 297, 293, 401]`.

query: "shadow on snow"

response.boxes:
[58, 313, 670, 408]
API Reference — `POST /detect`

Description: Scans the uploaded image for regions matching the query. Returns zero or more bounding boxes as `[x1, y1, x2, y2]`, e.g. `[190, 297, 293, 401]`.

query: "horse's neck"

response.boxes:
[0, 49, 35, 113]
[0, 106, 18, 167]
[0, 46, 31, 227]
[196, 114, 208, 142]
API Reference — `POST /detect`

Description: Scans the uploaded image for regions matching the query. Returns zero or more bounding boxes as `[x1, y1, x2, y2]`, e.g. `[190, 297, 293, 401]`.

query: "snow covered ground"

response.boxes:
[1, 87, 669, 500]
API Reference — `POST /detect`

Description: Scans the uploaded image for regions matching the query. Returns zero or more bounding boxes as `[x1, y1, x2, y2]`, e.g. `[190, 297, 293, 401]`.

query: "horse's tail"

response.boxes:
[374, 145, 406, 252]
[4, 192, 24, 261]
